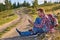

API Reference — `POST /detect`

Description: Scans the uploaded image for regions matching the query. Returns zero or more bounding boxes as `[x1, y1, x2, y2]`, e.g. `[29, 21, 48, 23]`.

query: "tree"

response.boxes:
[44, 0, 47, 3]
[17, 2, 20, 8]
[59, 2, 60, 3]
[5, 0, 12, 9]
[31, 0, 38, 14]
[21, 0, 30, 7]
[26, 2, 30, 7]
[0, 3, 6, 12]
[12, 2, 17, 9]
[8, 0, 12, 9]
[32, 0, 38, 9]
[59, 0, 60, 3]
[5, 0, 8, 9]
[22, 0, 27, 7]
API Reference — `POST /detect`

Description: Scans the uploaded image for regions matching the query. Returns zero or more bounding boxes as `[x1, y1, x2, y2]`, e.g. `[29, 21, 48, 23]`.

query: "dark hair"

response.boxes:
[37, 8, 44, 12]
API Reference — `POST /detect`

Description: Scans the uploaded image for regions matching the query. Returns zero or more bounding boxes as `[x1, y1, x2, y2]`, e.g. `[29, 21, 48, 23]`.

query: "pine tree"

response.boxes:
[5, 0, 8, 9]
[32, 0, 38, 9]
[22, 0, 27, 7]
[8, 0, 12, 9]
[5, 0, 12, 9]
[17, 2, 20, 8]
[26, 2, 30, 7]
[21, 0, 30, 7]
[44, 0, 47, 3]
[0, 3, 6, 12]
[32, 0, 38, 14]
[12, 2, 17, 9]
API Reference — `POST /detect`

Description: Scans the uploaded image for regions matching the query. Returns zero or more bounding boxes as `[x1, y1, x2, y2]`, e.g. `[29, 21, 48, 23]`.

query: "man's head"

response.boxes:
[37, 8, 45, 17]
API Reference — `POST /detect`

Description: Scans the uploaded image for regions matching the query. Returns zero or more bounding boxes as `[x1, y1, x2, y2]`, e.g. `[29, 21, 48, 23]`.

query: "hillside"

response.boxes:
[0, 3, 60, 40]
[39, 3, 60, 14]
[0, 10, 18, 25]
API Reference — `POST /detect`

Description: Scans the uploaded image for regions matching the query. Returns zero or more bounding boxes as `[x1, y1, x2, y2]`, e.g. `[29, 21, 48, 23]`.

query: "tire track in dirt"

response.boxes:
[1, 14, 33, 38]
[0, 16, 20, 32]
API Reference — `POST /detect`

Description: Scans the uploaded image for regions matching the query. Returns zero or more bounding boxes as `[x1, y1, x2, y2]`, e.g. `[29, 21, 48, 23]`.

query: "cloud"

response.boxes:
[0, 0, 5, 4]
[38, 0, 44, 4]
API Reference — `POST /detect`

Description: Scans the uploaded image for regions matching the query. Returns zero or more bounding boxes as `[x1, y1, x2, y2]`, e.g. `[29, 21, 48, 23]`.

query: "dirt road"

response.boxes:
[0, 16, 20, 32]
[1, 14, 33, 38]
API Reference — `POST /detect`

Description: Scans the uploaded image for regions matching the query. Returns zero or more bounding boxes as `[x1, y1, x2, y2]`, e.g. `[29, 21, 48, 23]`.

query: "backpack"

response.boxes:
[47, 14, 58, 29]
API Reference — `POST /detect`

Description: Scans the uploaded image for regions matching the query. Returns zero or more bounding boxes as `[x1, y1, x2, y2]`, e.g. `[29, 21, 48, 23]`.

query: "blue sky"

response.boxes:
[10, 0, 50, 4]
[10, 0, 34, 5]
[10, 0, 60, 5]
[0, 0, 60, 5]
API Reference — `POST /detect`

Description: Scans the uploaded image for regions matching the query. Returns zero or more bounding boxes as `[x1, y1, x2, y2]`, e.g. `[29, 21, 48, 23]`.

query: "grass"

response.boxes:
[0, 10, 18, 25]
[0, 10, 13, 18]
[0, 9, 19, 37]
[0, 3, 60, 39]
[0, 14, 18, 25]
[0, 18, 21, 38]
[39, 3, 60, 12]
[39, 3, 60, 7]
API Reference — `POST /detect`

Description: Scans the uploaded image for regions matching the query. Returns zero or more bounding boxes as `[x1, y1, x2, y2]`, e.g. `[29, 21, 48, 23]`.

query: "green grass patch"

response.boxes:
[0, 18, 21, 38]
[0, 9, 18, 25]
[0, 14, 18, 25]
[0, 10, 13, 18]
[39, 3, 60, 12]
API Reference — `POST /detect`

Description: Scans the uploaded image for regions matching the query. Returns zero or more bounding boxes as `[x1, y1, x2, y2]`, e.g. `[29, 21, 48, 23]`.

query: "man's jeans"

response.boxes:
[16, 27, 44, 36]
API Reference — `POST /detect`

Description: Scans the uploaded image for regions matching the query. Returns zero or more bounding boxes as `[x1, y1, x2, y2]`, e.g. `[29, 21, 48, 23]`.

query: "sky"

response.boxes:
[0, 0, 59, 5]
[0, 0, 5, 4]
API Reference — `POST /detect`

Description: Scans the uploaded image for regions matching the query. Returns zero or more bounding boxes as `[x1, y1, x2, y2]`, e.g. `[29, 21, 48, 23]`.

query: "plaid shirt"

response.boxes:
[34, 14, 58, 30]
[34, 15, 50, 28]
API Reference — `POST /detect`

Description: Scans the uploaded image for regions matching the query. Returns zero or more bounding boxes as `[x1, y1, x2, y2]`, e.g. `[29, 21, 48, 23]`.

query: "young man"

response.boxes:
[16, 9, 58, 36]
